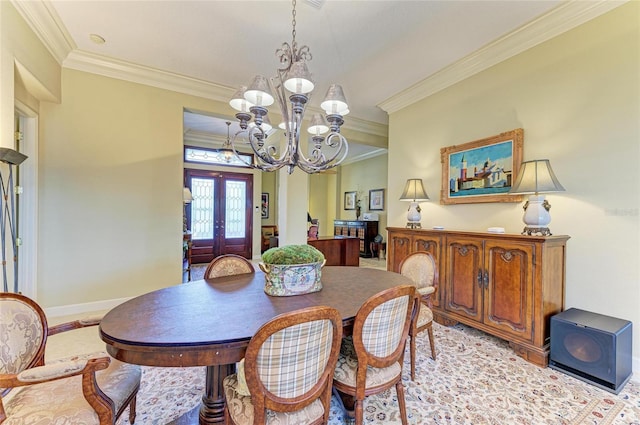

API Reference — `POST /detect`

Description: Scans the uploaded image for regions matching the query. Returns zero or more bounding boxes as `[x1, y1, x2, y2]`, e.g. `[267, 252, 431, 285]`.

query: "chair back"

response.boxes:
[204, 254, 255, 279]
[0, 293, 47, 377]
[399, 252, 438, 294]
[352, 285, 418, 370]
[244, 306, 342, 418]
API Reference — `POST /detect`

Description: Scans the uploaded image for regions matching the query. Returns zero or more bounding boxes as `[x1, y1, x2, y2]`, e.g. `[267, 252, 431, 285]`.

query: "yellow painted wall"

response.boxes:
[38, 69, 237, 306]
[339, 154, 388, 239]
[388, 3, 639, 361]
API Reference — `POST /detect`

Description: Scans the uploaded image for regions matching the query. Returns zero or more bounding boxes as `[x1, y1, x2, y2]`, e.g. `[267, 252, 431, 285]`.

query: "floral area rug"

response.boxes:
[116, 323, 640, 425]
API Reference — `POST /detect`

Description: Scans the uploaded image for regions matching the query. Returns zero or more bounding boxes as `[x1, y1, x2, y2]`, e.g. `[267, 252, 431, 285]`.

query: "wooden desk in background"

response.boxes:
[308, 236, 360, 266]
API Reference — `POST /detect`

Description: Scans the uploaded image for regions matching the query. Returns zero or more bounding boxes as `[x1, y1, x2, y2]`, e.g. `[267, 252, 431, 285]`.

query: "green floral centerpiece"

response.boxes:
[259, 244, 326, 296]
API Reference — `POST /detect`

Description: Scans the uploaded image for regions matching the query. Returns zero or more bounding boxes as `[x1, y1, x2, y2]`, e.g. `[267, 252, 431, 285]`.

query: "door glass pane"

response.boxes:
[191, 178, 214, 240]
[225, 180, 246, 238]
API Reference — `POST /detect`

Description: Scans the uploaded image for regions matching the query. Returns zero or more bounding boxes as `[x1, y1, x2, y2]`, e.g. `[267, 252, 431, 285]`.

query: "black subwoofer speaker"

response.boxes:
[549, 308, 632, 394]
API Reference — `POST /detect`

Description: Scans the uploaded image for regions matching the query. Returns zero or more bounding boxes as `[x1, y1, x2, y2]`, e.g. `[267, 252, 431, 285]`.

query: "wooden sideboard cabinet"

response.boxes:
[334, 220, 378, 258]
[386, 227, 569, 367]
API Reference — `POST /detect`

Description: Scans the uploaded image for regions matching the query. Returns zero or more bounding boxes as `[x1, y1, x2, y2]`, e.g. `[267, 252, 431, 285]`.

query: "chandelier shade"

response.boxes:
[284, 61, 314, 94]
[321, 84, 349, 115]
[227, 0, 349, 174]
[244, 75, 275, 107]
[229, 86, 253, 113]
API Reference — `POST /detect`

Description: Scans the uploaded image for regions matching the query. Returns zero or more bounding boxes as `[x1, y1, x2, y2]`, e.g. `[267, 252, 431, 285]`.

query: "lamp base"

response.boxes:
[521, 226, 552, 236]
[406, 222, 422, 229]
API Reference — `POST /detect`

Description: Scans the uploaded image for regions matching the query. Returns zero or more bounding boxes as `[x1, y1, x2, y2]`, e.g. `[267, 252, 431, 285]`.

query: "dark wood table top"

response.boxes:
[100, 266, 411, 367]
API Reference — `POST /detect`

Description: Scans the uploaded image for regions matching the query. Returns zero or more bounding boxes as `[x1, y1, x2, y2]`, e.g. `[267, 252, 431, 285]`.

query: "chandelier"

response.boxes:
[228, 0, 349, 174]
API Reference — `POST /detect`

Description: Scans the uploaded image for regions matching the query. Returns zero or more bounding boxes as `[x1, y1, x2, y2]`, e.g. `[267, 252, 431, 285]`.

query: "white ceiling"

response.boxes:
[20, 1, 617, 161]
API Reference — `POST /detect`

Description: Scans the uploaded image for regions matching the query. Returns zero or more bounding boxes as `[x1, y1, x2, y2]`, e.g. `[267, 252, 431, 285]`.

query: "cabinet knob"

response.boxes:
[483, 270, 489, 288]
[477, 270, 483, 288]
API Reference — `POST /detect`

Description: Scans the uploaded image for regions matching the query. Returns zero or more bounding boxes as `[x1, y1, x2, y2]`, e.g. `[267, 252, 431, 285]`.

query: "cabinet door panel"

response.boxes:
[444, 238, 483, 321]
[484, 241, 534, 340]
[388, 233, 411, 272]
[412, 236, 439, 257]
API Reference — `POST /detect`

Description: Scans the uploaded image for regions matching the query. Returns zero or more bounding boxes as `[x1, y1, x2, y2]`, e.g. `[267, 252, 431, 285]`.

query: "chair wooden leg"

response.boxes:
[427, 323, 436, 360]
[355, 399, 364, 425]
[410, 333, 417, 381]
[396, 381, 409, 425]
[128, 395, 137, 423]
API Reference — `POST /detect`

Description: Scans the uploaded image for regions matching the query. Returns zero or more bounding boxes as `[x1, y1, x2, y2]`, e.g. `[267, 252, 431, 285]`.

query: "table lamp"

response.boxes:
[399, 178, 430, 229]
[183, 187, 193, 233]
[509, 159, 565, 236]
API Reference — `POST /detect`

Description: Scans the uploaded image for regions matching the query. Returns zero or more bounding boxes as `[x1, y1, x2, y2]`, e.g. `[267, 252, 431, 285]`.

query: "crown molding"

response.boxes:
[14, 1, 386, 137]
[10, 0, 74, 64]
[64, 50, 233, 102]
[378, 0, 628, 114]
[341, 148, 388, 166]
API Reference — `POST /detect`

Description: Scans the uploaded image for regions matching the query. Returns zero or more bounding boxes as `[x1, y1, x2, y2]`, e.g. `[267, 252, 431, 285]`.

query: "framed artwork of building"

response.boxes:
[440, 128, 524, 205]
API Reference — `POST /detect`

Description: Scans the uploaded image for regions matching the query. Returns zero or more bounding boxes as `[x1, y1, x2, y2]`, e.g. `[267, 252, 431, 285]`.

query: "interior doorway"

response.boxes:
[185, 169, 253, 263]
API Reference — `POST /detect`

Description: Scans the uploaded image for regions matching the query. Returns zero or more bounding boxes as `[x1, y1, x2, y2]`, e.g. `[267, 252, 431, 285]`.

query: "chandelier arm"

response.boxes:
[296, 132, 348, 169]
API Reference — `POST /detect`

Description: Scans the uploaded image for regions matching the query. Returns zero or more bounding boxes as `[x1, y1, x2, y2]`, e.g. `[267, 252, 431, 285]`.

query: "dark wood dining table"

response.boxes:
[99, 266, 413, 425]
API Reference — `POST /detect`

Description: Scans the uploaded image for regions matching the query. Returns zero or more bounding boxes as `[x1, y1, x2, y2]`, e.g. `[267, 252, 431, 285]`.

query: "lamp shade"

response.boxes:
[399, 179, 430, 201]
[183, 187, 193, 204]
[510, 159, 565, 194]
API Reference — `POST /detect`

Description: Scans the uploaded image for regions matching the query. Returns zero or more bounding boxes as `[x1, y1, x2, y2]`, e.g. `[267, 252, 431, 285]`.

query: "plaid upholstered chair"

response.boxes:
[399, 251, 438, 380]
[204, 254, 255, 279]
[333, 285, 418, 425]
[0, 292, 141, 424]
[223, 306, 342, 425]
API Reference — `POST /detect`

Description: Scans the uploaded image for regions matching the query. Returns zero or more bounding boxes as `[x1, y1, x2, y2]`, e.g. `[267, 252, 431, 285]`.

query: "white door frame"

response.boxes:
[14, 100, 38, 298]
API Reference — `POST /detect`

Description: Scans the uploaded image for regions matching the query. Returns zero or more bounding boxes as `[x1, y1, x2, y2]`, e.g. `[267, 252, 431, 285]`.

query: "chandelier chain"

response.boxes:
[292, 0, 297, 43]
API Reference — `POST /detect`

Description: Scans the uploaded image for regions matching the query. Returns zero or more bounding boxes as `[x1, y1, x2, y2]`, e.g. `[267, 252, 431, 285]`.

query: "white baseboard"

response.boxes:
[45, 297, 133, 319]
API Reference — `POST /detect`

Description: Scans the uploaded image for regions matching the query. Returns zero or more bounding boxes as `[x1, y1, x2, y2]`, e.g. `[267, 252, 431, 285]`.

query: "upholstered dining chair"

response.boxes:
[399, 251, 438, 380]
[204, 253, 255, 279]
[333, 285, 418, 425]
[223, 306, 342, 425]
[0, 292, 141, 424]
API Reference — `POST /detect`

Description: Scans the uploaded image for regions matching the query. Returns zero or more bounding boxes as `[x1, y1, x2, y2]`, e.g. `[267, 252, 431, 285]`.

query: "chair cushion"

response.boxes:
[333, 337, 401, 388]
[236, 358, 250, 396]
[0, 298, 44, 375]
[3, 352, 141, 424]
[401, 254, 436, 291]
[416, 304, 434, 328]
[223, 373, 325, 425]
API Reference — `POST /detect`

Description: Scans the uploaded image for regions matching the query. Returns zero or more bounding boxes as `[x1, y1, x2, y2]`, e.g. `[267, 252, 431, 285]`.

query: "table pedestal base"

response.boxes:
[169, 364, 234, 425]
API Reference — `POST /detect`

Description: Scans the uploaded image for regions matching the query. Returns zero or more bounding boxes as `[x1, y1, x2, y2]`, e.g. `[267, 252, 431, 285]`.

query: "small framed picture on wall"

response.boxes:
[344, 191, 356, 210]
[261, 193, 269, 219]
[369, 189, 384, 211]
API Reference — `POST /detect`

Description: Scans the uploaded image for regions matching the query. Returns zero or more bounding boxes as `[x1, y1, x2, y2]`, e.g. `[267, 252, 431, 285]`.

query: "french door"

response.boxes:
[185, 169, 253, 263]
